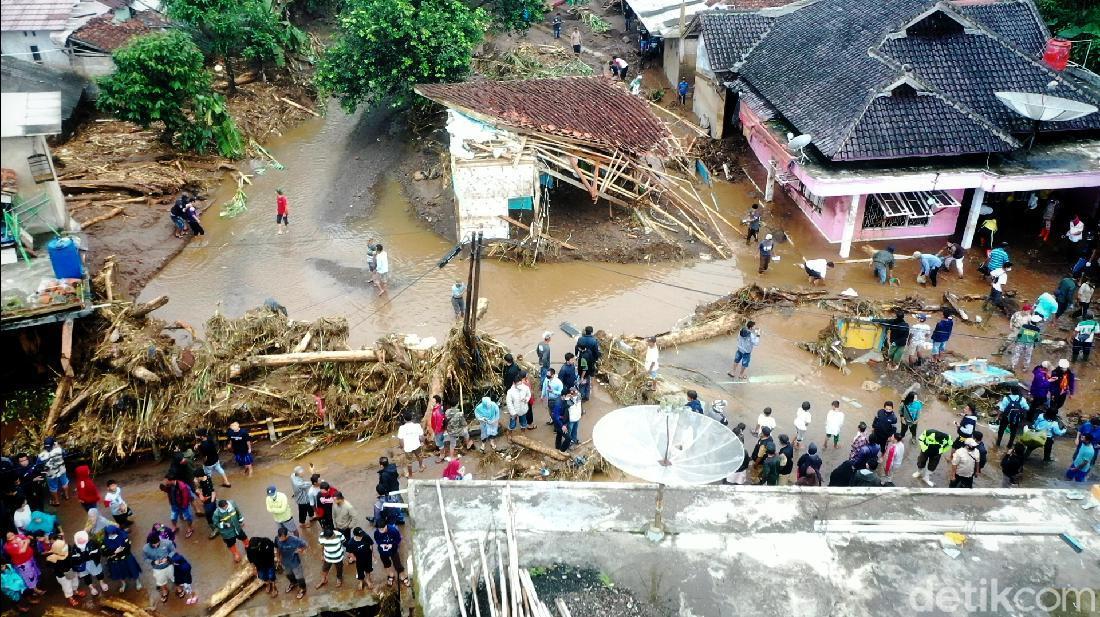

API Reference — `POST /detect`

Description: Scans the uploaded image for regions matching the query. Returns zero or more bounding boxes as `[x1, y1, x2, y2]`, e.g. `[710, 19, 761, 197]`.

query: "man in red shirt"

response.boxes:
[276, 189, 289, 235]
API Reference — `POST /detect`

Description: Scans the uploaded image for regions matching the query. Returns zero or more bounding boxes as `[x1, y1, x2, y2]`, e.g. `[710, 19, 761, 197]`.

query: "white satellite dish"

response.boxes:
[995, 91, 1098, 122]
[592, 405, 745, 485]
[786, 133, 813, 164]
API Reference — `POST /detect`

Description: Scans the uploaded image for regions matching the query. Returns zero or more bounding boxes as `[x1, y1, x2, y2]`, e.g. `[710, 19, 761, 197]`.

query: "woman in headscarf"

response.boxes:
[2, 531, 44, 596]
[11, 501, 32, 533]
[84, 508, 112, 543]
[70, 530, 108, 596]
[102, 525, 142, 593]
[1, 562, 33, 612]
[44, 531, 85, 607]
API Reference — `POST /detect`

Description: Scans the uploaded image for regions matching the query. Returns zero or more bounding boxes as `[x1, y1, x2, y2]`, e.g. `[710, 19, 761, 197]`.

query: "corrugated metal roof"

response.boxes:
[1, 57, 90, 123]
[0, 0, 77, 32]
[1, 92, 63, 137]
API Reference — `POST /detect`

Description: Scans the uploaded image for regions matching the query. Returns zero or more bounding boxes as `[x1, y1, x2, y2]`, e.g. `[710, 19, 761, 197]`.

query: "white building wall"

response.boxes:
[452, 159, 539, 241]
[1, 31, 71, 69]
[1, 135, 70, 234]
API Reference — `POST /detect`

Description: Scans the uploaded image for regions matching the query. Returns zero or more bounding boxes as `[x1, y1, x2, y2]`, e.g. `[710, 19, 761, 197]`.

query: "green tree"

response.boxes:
[485, 0, 546, 32]
[98, 31, 244, 158]
[165, 0, 305, 93]
[315, 0, 488, 112]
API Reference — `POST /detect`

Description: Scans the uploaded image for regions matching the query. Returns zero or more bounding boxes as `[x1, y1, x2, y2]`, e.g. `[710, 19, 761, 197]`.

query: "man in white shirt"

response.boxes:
[803, 258, 834, 286]
[373, 244, 389, 294]
[753, 407, 776, 436]
[505, 374, 532, 431]
[793, 402, 812, 449]
[1078, 280, 1093, 319]
[395, 413, 424, 477]
[985, 264, 1011, 315]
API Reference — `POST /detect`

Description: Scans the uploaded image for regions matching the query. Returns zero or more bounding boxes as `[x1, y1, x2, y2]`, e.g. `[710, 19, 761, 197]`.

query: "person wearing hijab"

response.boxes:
[84, 508, 112, 543]
[442, 457, 462, 481]
[1, 562, 34, 612]
[11, 501, 31, 533]
[3, 531, 44, 596]
[70, 530, 108, 595]
[24, 510, 56, 537]
[103, 526, 142, 592]
[45, 532, 85, 606]
[73, 466, 101, 512]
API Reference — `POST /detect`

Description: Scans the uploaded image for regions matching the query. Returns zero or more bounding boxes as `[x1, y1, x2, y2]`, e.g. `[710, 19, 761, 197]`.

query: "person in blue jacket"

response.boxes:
[1032, 410, 1067, 463]
[373, 520, 409, 588]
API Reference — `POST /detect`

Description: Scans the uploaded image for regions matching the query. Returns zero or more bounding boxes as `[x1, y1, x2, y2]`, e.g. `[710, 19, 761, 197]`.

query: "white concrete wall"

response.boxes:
[70, 52, 116, 79]
[452, 158, 539, 241]
[1, 135, 70, 234]
[692, 76, 725, 139]
[1, 31, 71, 69]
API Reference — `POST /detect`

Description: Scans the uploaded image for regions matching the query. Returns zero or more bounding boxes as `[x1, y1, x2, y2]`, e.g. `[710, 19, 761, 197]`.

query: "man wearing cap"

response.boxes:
[871, 246, 895, 284]
[39, 437, 70, 506]
[265, 486, 297, 537]
[758, 234, 775, 274]
[906, 314, 932, 366]
[1010, 314, 1044, 370]
[949, 438, 980, 488]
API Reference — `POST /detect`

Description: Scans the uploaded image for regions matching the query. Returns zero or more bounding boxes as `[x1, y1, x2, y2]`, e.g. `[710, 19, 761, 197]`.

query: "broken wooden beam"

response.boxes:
[509, 434, 569, 461]
[498, 215, 577, 250]
[129, 295, 168, 319]
[246, 348, 379, 367]
[76, 206, 124, 228]
[209, 565, 255, 608]
[59, 180, 151, 194]
[210, 579, 263, 617]
[943, 292, 970, 322]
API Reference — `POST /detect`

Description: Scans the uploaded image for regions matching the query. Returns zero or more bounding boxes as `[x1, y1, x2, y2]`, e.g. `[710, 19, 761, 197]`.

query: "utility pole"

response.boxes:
[463, 232, 484, 340]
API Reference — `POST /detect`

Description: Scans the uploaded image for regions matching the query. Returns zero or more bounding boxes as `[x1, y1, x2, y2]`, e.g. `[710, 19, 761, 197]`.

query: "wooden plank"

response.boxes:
[539, 167, 633, 210]
[60, 318, 74, 377]
[498, 215, 577, 250]
[209, 565, 255, 607]
[246, 349, 379, 366]
[210, 579, 263, 617]
[509, 434, 569, 461]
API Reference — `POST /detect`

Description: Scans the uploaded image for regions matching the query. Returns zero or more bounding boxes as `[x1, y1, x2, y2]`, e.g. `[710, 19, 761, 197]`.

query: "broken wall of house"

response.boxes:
[452, 159, 539, 241]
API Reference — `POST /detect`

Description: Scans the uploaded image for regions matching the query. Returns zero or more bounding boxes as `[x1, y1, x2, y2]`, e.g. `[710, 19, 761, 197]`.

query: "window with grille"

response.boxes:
[862, 191, 957, 229]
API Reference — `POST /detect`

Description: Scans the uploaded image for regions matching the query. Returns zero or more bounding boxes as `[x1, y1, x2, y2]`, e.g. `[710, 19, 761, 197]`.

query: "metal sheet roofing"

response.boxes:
[1, 92, 63, 137]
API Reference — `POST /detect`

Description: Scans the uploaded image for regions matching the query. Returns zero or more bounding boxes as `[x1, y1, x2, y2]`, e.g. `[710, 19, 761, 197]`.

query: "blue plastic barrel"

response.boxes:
[46, 236, 84, 279]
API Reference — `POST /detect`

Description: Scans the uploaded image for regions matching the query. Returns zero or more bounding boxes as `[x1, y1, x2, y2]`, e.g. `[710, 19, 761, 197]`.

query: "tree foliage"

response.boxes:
[315, 0, 488, 112]
[165, 0, 306, 91]
[97, 31, 244, 158]
[488, 0, 547, 32]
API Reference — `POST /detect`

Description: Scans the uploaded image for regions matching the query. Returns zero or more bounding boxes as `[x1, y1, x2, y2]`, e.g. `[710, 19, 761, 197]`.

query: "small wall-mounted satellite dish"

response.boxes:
[980, 206, 994, 215]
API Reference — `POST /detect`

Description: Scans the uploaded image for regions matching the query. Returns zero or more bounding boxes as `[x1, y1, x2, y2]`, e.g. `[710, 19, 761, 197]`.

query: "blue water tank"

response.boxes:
[46, 236, 84, 279]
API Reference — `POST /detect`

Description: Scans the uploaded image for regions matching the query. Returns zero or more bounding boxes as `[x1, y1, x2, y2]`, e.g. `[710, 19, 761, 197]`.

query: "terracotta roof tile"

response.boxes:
[416, 77, 672, 155]
[70, 14, 151, 52]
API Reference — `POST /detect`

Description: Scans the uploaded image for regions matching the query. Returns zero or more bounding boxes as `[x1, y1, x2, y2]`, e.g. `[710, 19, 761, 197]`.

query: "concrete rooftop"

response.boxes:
[410, 481, 1100, 617]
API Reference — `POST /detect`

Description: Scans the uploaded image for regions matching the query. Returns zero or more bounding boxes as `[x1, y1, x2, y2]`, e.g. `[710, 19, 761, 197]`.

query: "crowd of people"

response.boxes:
[0, 425, 413, 612]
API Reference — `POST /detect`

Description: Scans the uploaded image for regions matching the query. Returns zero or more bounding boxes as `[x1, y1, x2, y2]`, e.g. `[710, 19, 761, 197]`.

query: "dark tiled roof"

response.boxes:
[0, 0, 74, 31]
[70, 14, 152, 52]
[880, 32, 1100, 133]
[416, 77, 672, 155]
[834, 87, 1016, 160]
[0, 56, 90, 123]
[950, 0, 1048, 58]
[729, 80, 776, 120]
[700, 12, 775, 73]
[735, 0, 1100, 161]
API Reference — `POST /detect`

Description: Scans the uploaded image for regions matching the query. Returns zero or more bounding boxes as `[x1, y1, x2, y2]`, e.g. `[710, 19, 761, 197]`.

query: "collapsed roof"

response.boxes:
[701, 0, 1100, 161]
[416, 76, 673, 156]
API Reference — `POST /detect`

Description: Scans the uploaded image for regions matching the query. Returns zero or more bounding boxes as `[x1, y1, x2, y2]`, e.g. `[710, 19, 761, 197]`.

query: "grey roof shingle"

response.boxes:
[950, 0, 1048, 58]
[700, 12, 775, 73]
[735, 0, 1100, 161]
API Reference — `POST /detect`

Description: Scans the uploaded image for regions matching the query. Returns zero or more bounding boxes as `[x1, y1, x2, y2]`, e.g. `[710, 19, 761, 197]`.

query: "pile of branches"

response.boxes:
[694, 284, 931, 322]
[16, 297, 512, 467]
[473, 43, 594, 80]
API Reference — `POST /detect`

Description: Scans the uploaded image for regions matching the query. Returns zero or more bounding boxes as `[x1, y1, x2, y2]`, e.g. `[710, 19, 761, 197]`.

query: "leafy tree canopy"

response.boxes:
[488, 0, 547, 32]
[315, 0, 488, 112]
[97, 31, 244, 158]
[165, 0, 306, 90]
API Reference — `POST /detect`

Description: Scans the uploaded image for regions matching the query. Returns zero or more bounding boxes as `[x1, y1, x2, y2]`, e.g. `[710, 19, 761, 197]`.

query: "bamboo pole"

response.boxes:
[479, 538, 498, 617]
[246, 349, 379, 366]
[496, 536, 509, 617]
[437, 482, 469, 617]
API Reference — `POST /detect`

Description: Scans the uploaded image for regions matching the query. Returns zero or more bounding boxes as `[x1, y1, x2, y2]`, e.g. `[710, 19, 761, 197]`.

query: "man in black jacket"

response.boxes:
[871, 401, 898, 454]
[873, 311, 909, 370]
[1000, 444, 1026, 488]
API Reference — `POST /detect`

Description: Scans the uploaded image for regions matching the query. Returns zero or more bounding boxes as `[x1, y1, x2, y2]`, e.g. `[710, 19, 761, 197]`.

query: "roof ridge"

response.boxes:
[867, 47, 1021, 147]
[827, 75, 890, 158]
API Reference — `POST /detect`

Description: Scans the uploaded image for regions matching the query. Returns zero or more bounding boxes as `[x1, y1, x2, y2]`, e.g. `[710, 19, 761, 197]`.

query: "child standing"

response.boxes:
[793, 402, 812, 450]
[74, 466, 101, 512]
[823, 401, 844, 450]
[171, 553, 198, 605]
[102, 481, 134, 528]
[275, 189, 289, 235]
[883, 433, 906, 478]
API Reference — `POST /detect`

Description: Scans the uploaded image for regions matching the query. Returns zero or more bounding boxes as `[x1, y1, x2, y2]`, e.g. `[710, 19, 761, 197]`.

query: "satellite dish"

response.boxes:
[592, 405, 745, 485]
[995, 92, 1098, 122]
[980, 206, 994, 215]
[787, 134, 813, 151]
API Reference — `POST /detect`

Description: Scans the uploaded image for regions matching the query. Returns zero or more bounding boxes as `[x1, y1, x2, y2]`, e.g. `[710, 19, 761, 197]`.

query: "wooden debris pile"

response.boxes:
[473, 43, 594, 80]
[19, 294, 513, 466]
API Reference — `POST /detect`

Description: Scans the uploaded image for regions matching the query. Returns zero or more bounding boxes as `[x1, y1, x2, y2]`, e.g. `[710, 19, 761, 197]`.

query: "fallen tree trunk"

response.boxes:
[129, 295, 168, 319]
[649, 312, 743, 349]
[76, 206, 124, 228]
[247, 348, 379, 367]
[209, 565, 255, 608]
[98, 597, 156, 617]
[210, 579, 264, 617]
[59, 180, 152, 195]
[509, 434, 569, 461]
[43, 376, 72, 439]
